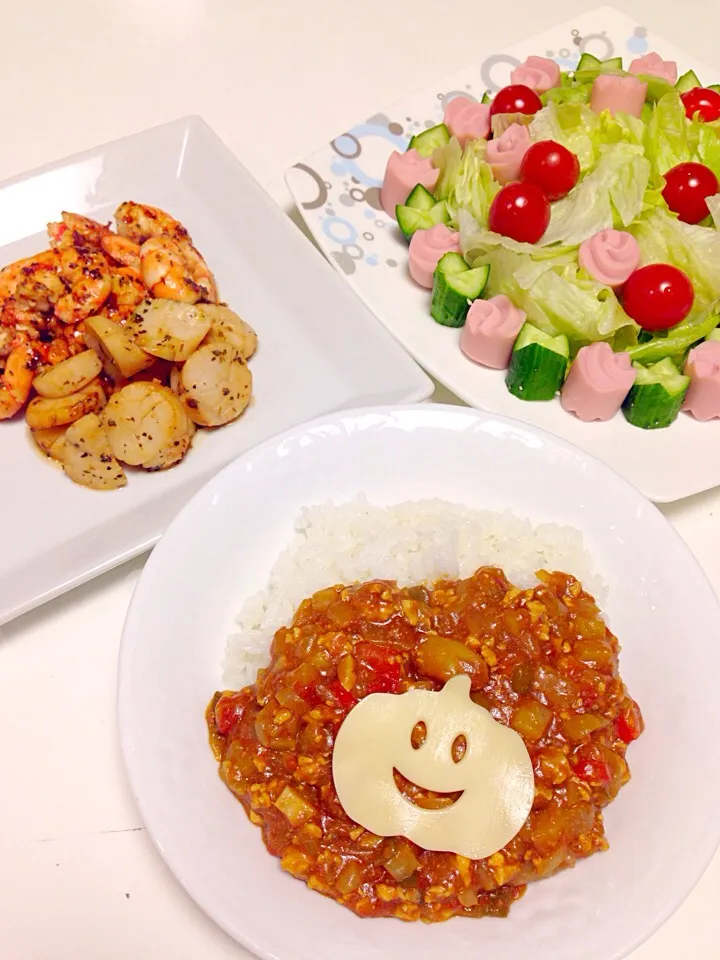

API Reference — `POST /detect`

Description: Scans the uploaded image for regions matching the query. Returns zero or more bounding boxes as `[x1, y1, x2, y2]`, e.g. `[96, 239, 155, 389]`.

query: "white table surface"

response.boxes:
[1, 1, 719, 957]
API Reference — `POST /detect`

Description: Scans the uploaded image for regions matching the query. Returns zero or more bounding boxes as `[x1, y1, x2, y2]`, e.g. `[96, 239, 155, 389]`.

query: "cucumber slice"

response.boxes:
[405, 184, 436, 212]
[622, 358, 689, 429]
[641, 101, 654, 125]
[574, 53, 604, 83]
[430, 255, 489, 328]
[396, 206, 431, 240]
[437, 252, 469, 277]
[506, 323, 569, 401]
[639, 75, 674, 102]
[602, 56, 624, 71]
[395, 201, 450, 240]
[481, 91, 492, 104]
[709, 84, 720, 95]
[409, 123, 451, 158]
[576, 53, 602, 73]
[427, 201, 449, 224]
[675, 69, 701, 93]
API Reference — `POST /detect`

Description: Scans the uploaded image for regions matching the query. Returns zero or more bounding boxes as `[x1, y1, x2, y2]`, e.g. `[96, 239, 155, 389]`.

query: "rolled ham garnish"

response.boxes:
[486, 123, 532, 184]
[510, 56, 561, 94]
[408, 224, 461, 288]
[443, 97, 491, 147]
[590, 75, 647, 118]
[683, 340, 720, 420]
[628, 52, 678, 85]
[380, 149, 439, 219]
[460, 295, 526, 369]
[578, 229, 640, 288]
[561, 342, 636, 421]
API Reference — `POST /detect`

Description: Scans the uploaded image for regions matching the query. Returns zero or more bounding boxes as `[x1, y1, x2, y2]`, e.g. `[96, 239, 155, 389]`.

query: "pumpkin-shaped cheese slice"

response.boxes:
[332, 674, 534, 859]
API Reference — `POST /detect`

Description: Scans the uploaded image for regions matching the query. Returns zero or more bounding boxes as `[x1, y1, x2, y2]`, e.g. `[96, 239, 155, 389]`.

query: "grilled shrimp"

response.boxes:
[55, 245, 112, 323]
[101, 234, 142, 274]
[116, 201, 217, 301]
[48, 212, 110, 250]
[0, 249, 63, 304]
[0, 340, 36, 419]
[171, 340, 252, 427]
[140, 237, 204, 303]
[102, 268, 147, 321]
[49, 213, 144, 280]
[0, 326, 13, 358]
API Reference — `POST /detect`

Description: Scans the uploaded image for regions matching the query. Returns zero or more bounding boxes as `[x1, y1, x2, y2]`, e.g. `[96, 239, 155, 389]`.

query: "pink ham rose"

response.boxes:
[578, 230, 641, 288]
[561, 343, 636, 422]
[408, 224, 461, 288]
[510, 56, 561, 94]
[628, 52, 678, 85]
[380, 149, 439, 219]
[443, 96, 491, 147]
[683, 340, 720, 420]
[461, 295, 526, 369]
[486, 123, 532, 184]
[590, 74, 647, 118]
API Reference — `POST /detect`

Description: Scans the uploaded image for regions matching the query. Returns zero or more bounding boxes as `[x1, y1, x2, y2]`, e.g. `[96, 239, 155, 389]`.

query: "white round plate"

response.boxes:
[119, 403, 720, 960]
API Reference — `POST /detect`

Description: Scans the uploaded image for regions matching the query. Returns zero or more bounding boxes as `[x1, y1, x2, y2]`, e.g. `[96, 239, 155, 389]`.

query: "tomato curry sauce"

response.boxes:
[207, 566, 642, 922]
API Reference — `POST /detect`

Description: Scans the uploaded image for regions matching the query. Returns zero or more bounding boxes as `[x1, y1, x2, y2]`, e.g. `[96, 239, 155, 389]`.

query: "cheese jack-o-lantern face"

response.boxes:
[332, 674, 534, 859]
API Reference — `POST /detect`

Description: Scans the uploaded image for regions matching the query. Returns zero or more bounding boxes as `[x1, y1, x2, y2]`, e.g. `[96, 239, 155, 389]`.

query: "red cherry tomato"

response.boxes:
[680, 87, 720, 123]
[520, 140, 580, 201]
[489, 84, 543, 118]
[622, 264, 694, 331]
[662, 161, 718, 224]
[488, 182, 550, 244]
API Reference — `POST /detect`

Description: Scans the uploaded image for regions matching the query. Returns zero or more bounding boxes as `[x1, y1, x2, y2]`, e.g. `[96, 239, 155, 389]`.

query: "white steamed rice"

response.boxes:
[222, 496, 604, 689]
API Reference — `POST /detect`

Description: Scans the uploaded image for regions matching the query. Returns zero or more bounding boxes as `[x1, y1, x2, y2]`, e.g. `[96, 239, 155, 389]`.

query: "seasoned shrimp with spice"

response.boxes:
[140, 236, 207, 303]
[55, 244, 112, 323]
[0, 249, 63, 304]
[102, 268, 148, 321]
[101, 234, 142, 274]
[48, 213, 144, 277]
[48, 212, 110, 250]
[116, 201, 217, 301]
[0, 340, 37, 419]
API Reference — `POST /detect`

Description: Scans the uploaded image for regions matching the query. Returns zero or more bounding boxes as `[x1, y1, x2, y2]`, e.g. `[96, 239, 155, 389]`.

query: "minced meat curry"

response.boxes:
[207, 566, 642, 922]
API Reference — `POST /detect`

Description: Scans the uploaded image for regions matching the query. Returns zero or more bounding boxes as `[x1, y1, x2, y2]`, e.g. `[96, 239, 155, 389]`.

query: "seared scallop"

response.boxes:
[60, 413, 127, 490]
[102, 381, 193, 466]
[201, 304, 257, 361]
[171, 341, 252, 427]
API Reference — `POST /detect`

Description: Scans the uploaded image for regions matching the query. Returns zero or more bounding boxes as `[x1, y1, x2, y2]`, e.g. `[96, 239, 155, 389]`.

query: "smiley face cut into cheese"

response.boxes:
[332, 674, 534, 860]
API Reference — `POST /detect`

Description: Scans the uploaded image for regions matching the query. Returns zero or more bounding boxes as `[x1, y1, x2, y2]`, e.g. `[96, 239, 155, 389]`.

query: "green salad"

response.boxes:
[387, 51, 720, 428]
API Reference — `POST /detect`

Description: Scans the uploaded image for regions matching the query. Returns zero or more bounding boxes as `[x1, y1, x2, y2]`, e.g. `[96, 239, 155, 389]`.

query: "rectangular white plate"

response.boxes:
[286, 6, 720, 503]
[0, 116, 432, 626]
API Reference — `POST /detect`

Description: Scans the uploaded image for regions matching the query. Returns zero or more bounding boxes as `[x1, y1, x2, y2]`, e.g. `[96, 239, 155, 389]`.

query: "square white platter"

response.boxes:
[0, 116, 432, 626]
[286, 6, 720, 504]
